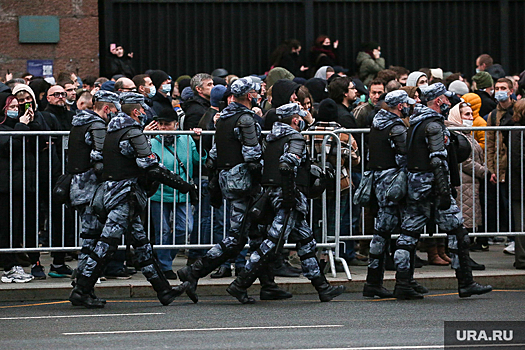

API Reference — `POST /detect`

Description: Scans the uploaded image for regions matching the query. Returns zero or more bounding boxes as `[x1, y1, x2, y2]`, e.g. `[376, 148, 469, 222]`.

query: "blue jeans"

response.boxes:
[151, 201, 192, 272]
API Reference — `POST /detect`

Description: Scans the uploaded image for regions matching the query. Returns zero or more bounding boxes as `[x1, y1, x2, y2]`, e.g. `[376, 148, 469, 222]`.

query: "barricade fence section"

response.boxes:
[0, 127, 524, 259]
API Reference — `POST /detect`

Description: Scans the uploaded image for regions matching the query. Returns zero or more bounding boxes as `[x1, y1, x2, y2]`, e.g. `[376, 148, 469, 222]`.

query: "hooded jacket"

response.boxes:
[462, 93, 486, 150]
[356, 51, 385, 87]
[485, 100, 515, 181]
[263, 79, 300, 130]
[182, 94, 210, 130]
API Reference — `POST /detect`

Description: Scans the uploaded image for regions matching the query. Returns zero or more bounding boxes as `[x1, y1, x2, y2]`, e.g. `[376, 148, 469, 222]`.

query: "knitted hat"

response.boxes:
[149, 70, 170, 90]
[266, 67, 294, 89]
[472, 71, 493, 90]
[180, 86, 194, 102]
[100, 81, 115, 92]
[316, 98, 338, 122]
[210, 85, 227, 108]
[430, 68, 443, 80]
[406, 72, 426, 87]
[448, 80, 469, 96]
[12, 84, 38, 110]
[304, 78, 328, 103]
[155, 107, 178, 122]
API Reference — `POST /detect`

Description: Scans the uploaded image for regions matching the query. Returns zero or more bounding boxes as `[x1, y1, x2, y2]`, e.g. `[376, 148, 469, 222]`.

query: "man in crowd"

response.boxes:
[182, 73, 214, 130]
[472, 71, 497, 118]
[353, 78, 385, 128]
[328, 77, 358, 129]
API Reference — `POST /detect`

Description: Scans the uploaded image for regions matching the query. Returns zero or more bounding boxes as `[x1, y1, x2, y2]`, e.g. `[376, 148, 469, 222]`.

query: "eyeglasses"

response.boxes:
[50, 92, 67, 98]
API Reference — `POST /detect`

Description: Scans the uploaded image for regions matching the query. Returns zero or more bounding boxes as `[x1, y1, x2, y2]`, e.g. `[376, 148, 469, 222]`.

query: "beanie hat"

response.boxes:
[266, 67, 295, 89]
[176, 75, 191, 84]
[155, 107, 178, 122]
[181, 86, 194, 102]
[406, 72, 426, 87]
[430, 68, 443, 80]
[316, 98, 338, 122]
[100, 81, 115, 92]
[149, 70, 170, 90]
[448, 80, 469, 96]
[12, 84, 38, 110]
[210, 85, 227, 107]
[486, 64, 506, 80]
[304, 78, 328, 103]
[472, 71, 493, 90]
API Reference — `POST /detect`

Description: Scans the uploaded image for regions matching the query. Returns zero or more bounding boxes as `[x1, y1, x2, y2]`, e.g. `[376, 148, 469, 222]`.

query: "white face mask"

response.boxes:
[419, 83, 428, 89]
[462, 119, 473, 127]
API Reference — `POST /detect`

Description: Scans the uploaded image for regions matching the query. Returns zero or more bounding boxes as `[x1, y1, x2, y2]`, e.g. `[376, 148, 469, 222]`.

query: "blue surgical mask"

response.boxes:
[6, 110, 19, 119]
[494, 91, 509, 103]
[147, 85, 156, 99]
[161, 84, 171, 95]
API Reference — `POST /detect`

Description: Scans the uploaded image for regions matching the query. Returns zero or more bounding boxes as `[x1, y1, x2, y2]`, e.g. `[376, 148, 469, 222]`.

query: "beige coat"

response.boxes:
[446, 120, 488, 228]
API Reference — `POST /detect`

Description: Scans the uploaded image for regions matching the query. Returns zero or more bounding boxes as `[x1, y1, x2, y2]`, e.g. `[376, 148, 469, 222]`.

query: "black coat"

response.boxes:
[182, 95, 210, 130]
[336, 103, 357, 129]
[475, 90, 497, 119]
[151, 92, 173, 116]
[108, 55, 135, 78]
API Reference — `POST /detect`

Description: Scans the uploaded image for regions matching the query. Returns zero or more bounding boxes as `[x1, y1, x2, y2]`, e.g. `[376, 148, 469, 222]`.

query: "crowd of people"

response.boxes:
[0, 40, 524, 305]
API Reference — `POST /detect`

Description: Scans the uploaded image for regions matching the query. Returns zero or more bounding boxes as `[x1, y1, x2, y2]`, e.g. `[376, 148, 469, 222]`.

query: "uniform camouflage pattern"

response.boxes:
[119, 92, 150, 111]
[276, 102, 307, 118]
[93, 90, 121, 111]
[80, 112, 160, 283]
[230, 77, 260, 97]
[395, 104, 464, 272]
[204, 102, 262, 261]
[242, 124, 320, 280]
[384, 90, 416, 107]
[419, 82, 453, 102]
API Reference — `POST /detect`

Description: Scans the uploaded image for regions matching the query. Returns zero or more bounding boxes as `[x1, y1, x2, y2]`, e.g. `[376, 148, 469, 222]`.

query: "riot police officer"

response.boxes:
[69, 92, 195, 308]
[226, 103, 346, 304]
[398, 83, 492, 299]
[363, 90, 415, 299]
[68, 91, 120, 307]
[177, 77, 290, 303]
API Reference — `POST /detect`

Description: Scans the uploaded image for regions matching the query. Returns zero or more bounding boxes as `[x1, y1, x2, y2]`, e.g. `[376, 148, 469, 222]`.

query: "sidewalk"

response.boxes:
[0, 248, 523, 302]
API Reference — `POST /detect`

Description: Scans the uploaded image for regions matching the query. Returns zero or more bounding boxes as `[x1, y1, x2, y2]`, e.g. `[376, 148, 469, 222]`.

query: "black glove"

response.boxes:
[450, 186, 457, 199]
[205, 157, 216, 170]
[246, 161, 262, 183]
[437, 192, 452, 211]
[188, 184, 199, 206]
[279, 162, 295, 210]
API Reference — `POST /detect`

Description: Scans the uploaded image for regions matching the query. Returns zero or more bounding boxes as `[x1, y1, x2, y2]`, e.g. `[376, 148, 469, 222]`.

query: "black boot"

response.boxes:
[149, 277, 188, 306]
[70, 279, 106, 305]
[409, 250, 428, 294]
[311, 275, 346, 302]
[69, 274, 105, 308]
[393, 271, 424, 300]
[177, 255, 225, 303]
[363, 247, 393, 298]
[451, 226, 492, 298]
[226, 267, 260, 304]
[259, 265, 292, 300]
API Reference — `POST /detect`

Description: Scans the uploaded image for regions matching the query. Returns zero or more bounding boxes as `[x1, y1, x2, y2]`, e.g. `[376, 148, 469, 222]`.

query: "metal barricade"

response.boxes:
[1, 126, 525, 281]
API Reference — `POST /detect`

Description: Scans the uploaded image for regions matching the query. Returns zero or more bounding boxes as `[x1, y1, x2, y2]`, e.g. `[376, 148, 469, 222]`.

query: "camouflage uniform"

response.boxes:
[71, 93, 193, 308]
[226, 103, 345, 304]
[363, 91, 413, 298]
[398, 83, 492, 299]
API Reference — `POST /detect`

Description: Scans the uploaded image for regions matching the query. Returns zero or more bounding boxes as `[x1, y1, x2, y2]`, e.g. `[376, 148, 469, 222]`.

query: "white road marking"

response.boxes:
[0, 312, 164, 320]
[286, 344, 525, 350]
[63, 324, 344, 336]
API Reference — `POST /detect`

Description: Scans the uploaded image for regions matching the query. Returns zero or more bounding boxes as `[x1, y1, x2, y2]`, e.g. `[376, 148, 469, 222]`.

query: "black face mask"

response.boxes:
[322, 44, 331, 48]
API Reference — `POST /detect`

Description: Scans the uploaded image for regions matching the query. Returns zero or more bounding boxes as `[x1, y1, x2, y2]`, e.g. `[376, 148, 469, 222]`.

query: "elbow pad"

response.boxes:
[90, 124, 107, 152]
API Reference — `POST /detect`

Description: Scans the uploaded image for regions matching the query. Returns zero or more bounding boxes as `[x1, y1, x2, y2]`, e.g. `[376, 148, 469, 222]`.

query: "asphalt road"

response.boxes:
[0, 290, 523, 350]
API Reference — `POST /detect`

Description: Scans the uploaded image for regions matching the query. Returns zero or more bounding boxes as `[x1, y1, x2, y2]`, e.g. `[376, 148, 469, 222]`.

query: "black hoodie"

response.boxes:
[263, 79, 301, 130]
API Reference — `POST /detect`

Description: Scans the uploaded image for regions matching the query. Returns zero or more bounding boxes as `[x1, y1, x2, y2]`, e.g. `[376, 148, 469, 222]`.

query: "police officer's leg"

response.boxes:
[130, 214, 188, 306]
[177, 196, 250, 302]
[364, 204, 398, 298]
[435, 197, 492, 298]
[226, 207, 296, 304]
[292, 217, 346, 302]
[70, 203, 128, 308]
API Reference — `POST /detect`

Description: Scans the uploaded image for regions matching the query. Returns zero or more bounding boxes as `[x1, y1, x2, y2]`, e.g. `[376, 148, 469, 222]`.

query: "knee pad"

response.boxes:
[299, 251, 317, 261]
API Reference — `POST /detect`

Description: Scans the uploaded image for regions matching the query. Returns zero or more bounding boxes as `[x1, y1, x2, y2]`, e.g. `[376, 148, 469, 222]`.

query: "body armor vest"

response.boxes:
[215, 112, 245, 170]
[367, 123, 401, 170]
[102, 126, 146, 181]
[261, 133, 309, 188]
[66, 123, 93, 174]
[407, 116, 442, 172]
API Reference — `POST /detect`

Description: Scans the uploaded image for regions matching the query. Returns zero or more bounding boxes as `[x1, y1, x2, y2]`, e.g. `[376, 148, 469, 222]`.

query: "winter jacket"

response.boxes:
[108, 55, 135, 78]
[356, 51, 385, 87]
[182, 95, 210, 130]
[462, 93, 486, 150]
[151, 91, 173, 116]
[475, 90, 497, 119]
[486, 101, 515, 182]
[446, 119, 488, 228]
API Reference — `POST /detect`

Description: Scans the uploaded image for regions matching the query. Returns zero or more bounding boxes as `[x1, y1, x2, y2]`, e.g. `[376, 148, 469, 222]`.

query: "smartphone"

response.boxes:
[25, 102, 31, 111]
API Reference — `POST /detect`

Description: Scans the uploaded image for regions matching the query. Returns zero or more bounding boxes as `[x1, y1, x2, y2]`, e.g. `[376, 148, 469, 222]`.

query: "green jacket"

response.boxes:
[356, 51, 385, 87]
[150, 135, 206, 203]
